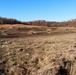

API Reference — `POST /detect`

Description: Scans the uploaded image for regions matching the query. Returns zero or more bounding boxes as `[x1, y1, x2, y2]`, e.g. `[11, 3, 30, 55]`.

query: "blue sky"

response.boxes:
[0, 0, 76, 22]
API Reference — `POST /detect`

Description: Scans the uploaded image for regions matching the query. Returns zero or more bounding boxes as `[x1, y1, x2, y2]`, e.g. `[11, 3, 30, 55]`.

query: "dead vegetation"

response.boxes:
[0, 31, 76, 75]
[0, 24, 76, 38]
[0, 17, 76, 75]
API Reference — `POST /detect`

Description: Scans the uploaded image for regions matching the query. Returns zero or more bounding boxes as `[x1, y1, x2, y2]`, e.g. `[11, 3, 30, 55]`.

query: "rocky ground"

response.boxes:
[0, 25, 76, 75]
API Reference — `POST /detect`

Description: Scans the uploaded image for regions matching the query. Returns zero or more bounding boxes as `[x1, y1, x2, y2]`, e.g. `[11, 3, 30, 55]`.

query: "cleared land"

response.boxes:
[0, 24, 76, 75]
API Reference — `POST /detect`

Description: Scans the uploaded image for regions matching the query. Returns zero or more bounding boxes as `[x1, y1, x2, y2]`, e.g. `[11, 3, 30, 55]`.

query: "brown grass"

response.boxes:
[0, 24, 76, 75]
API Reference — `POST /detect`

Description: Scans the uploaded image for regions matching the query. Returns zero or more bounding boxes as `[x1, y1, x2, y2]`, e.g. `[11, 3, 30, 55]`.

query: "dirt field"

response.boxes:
[0, 24, 76, 75]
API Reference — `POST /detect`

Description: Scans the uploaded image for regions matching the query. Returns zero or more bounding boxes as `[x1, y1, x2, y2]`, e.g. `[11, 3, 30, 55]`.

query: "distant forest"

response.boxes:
[0, 17, 76, 27]
[0, 17, 22, 24]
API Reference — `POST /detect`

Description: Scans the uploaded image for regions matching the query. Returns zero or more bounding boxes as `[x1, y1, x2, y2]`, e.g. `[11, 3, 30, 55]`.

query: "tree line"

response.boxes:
[0, 17, 22, 24]
[0, 17, 76, 27]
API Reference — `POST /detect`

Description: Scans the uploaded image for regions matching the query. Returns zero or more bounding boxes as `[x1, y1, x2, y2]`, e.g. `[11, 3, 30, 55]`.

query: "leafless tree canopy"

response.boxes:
[0, 17, 76, 27]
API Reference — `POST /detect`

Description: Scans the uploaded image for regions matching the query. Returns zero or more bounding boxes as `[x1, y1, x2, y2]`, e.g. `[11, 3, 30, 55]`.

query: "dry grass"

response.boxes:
[0, 24, 76, 75]
[0, 24, 76, 38]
